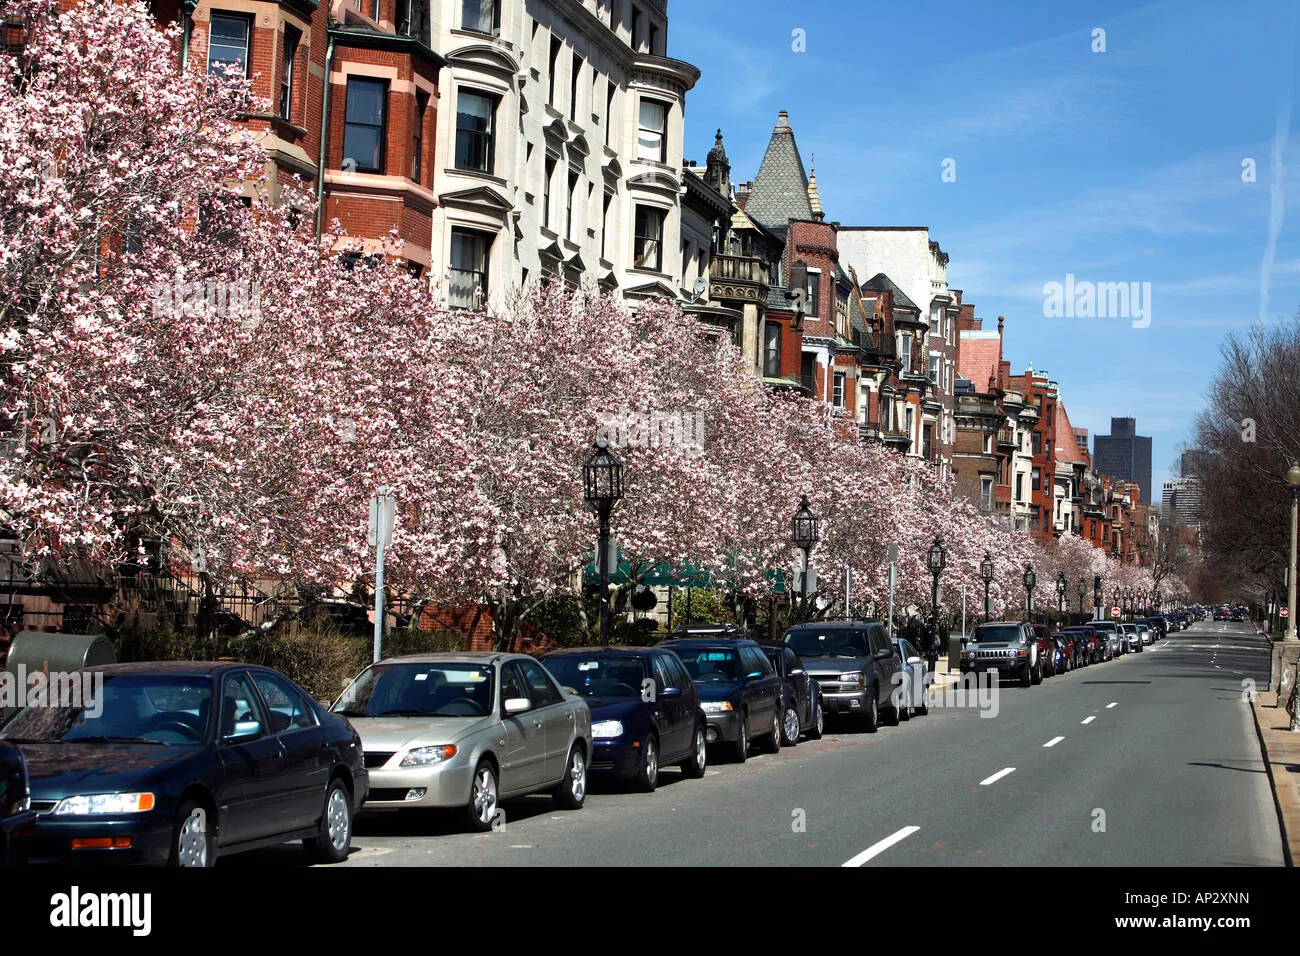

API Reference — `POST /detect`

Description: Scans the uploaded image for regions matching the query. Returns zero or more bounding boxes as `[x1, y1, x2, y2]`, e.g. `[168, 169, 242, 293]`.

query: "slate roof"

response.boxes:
[858, 272, 921, 313]
[745, 111, 814, 234]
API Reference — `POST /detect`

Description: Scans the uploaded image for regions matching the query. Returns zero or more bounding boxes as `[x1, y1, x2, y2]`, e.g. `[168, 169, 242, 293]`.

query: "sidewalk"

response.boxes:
[1250, 689, 1300, 866]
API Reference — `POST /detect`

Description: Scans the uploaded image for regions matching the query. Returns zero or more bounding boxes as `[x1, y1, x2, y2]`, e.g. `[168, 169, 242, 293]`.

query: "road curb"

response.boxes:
[1250, 692, 1296, 867]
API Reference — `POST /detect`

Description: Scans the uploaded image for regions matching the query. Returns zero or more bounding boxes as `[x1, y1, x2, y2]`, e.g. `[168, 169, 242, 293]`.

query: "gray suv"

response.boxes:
[960, 621, 1039, 686]
[783, 620, 902, 732]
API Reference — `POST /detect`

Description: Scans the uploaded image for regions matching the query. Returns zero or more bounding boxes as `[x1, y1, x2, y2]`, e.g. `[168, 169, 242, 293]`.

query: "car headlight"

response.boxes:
[591, 720, 625, 739]
[15, 793, 29, 814]
[700, 701, 734, 714]
[53, 793, 155, 815]
[399, 745, 458, 767]
[1018, 648, 1029, 656]
[838, 671, 865, 687]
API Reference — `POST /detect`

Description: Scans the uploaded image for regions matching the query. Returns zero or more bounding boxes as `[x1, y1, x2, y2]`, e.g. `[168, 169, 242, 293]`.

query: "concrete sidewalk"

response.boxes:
[1250, 689, 1300, 866]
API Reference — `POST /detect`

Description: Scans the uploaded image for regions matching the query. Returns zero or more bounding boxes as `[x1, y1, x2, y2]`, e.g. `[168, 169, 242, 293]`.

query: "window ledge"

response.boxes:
[445, 167, 508, 187]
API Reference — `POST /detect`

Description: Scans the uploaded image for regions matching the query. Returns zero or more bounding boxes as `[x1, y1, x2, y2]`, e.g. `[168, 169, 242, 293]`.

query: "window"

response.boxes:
[449, 229, 490, 309]
[923, 424, 933, 460]
[1032, 467, 1041, 492]
[279, 27, 300, 122]
[633, 205, 663, 270]
[566, 170, 579, 239]
[833, 371, 846, 408]
[649, 22, 659, 55]
[983, 432, 993, 454]
[252, 673, 317, 732]
[605, 81, 616, 146]
[412, 91, 427, 183]
[1015, 472, 1024, 502]
[460, 0, 499, 34]
[609, 0, 618, 28]
[905, 405, 914, 438]
[543, 157, 556, 229]
[836, 290, 848, 335]
[342, 78, 387, 173]
[800, 353, 816, 393]
[661, 653, 692, 693]
[764, 322, 782, 377]
[929, 304, 941, 334]
[980, 476, 994, 511]
[898, 332, 912, 372]
[806, 271, 821, 317]
[1032, 431, 1042, 456]
[207, 14, 251, 78]
[368, 0, 379, 19]
[548, 36, 561, 104]
[220, 673, 267, 740]
[500, 663, 529, 705]
[455, 90, 496, 173]
[601, 191, 611, 258]
[570, 53, 582, 122]
[637, 99, 667, 162]
[928, 353, 940, 383]
[518, 659, 563, 707]
[631, 6, 642, 49]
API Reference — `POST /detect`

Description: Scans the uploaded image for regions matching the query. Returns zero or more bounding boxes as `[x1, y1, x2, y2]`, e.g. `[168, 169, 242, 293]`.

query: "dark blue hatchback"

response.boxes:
[542, 648, 707, 792]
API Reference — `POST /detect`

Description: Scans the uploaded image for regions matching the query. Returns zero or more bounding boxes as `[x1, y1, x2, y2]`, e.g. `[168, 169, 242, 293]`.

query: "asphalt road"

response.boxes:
[230, 621, 1283, 867]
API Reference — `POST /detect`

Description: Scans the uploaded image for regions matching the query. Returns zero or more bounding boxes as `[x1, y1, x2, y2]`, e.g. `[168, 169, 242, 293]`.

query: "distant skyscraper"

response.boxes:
[1093, 417, 1153, 505]
[1180, 448, 1209, 479]
[1162, 476, 1205, 527]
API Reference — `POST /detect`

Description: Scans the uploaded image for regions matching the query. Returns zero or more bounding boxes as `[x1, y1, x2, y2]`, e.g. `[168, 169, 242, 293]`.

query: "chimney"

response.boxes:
[735, 181, 752, 211]
[997, 315, 1004, 335]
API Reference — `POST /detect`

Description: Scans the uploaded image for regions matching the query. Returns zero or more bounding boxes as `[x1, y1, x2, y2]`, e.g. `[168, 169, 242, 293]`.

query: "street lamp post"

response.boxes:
[1287, 466, 1300, 642]
[583, 436, 624, 648]
[1093, 575, 1102, 621]
[1023, 565, 1036, 623]
[927, 537, 947, 672]
[1112, 588, 1120, 621]
[792, 495, 820, 623]
[1056, 571, 1067, 619]
[980, 552, 994, 624]
[1077, 576, 1086, 617]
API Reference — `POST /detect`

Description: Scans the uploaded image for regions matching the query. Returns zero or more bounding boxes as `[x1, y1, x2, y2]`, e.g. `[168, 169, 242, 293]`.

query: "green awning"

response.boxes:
[582, 551, 788, 592]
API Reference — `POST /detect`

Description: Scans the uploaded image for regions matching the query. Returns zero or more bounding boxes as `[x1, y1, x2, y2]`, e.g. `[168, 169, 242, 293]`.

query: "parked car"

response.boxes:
[1090, 621, 1119, 661]
[0, 741, 33, 866]
[1030, 624, 1055, 680]
[1061, 626, 1100, 665]
[657, 638, 782, 761]
[334, 653, 590, 832]
[782, 620, 903, 731]
[757, 642, 825, 743]
[541, 647, 706, 791]
[1120, 623, 1142, 652]
[1048, 632, 1075, 673]
[0, 661, 366, 866]
[1053, 630, 1082, 670]
[959, 621, 1039, 686]
[1137, 623, 1154, 646]
[890, 637, 930, 719]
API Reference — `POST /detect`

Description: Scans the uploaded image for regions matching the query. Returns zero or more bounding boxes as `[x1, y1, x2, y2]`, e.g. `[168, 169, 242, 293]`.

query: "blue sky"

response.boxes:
[669, 0, 1300, 499]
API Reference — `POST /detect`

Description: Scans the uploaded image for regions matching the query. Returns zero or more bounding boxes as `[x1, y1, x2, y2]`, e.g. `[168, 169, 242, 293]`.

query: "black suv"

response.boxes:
[757, 642, 824, 745]
[542, 647, 708, 791]
[960, 621, 1040, 686]
[782, 620, 902, 732]
[657, 638, 782, 762]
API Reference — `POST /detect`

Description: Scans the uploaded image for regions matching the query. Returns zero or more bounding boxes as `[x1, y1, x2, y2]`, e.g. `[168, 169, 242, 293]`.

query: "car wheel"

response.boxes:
[916, 692, 928, 716]
[466, 761, 498, 832]
[552, 746, 587, 810]
[760, 705, 782, 754]
[680, 724, 707, 778]
[732, 711, 750, 762]
[304, 778, 353, 864]
[899, 691, 912, 720]
[1021, 662, 1033, 687]
[1031, 660, 1043, 685]
[808, 700, 825, 737]
[635, 734, 660, 791]
[882, 696, 900, 726]
[781, 704, 802, 745]
[861, 691, 879, 733]
[169, 801, 214, 868]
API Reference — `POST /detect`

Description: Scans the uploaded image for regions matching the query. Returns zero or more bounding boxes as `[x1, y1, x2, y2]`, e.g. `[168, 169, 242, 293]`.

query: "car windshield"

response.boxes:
[674, 647, 742, 681]
[0, 673, 213, 746]
[785, 628, 869, 658]
[970, 624, 1022, 643]
[332, 662, 493, 718]
[544, 657, 644, 698]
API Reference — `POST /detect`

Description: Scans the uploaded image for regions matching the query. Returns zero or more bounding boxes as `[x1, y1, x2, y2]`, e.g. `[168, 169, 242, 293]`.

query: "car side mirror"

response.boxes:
[661, 685, 683, 698]
[745, 670, 764, 681]
[223, 720, 262, 744]
[503, 697, 532, 715]
[875, 648, 892, 660]
[906, 656, 922, 665]
[789, 667, 804, 676]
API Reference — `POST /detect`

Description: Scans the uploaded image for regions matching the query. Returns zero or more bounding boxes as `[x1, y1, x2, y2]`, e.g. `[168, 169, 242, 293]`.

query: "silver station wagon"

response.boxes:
[332, 652, 592, 832]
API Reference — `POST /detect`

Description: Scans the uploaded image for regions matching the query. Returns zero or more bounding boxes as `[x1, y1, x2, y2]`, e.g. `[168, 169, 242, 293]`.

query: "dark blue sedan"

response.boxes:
[0, 661, 367, 867]
[542, 648, 707, 792]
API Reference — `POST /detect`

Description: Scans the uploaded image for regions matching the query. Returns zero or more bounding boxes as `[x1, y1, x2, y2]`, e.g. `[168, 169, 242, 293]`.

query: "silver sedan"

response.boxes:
[332, 652, 592, 832]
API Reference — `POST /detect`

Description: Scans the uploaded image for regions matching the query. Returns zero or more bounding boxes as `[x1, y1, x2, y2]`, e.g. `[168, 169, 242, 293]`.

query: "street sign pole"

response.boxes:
[369, 488, 396, 663]
[887, 543, 898, 641]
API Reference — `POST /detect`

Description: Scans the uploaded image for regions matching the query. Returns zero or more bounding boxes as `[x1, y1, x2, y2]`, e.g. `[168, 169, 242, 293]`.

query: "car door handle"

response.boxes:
[532, 720, 543, 729]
